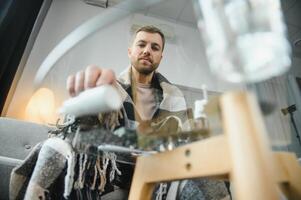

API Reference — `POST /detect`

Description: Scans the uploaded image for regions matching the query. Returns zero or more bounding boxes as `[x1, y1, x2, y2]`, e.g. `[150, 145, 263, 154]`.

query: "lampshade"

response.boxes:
[25, 88, 56, 124]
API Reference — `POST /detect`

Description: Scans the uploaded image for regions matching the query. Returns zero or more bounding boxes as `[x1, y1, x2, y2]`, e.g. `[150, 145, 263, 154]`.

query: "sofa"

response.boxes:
[0, 117, 51, 200]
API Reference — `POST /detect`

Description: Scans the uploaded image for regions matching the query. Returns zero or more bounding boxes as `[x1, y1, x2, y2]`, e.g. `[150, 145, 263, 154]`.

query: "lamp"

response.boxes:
[25, 88, 56, 124]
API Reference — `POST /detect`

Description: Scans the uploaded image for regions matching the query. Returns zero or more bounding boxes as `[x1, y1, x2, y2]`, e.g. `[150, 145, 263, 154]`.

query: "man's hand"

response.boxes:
[66, 65, 116, 97]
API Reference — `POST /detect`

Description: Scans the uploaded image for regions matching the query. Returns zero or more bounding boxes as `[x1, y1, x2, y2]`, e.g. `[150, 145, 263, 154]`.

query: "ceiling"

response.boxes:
[87, 0, 301, 56]
[140, 0, 301, 57]
[144, 0, 301, 40]
[138, 0, 196, 26]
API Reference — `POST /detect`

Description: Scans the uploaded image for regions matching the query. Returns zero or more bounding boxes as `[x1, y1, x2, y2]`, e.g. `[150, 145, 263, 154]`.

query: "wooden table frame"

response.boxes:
[129, 91, 301, 200]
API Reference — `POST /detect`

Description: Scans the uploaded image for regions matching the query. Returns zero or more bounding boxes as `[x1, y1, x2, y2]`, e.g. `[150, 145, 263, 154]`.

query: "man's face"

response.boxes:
[128, 31, 163, 75]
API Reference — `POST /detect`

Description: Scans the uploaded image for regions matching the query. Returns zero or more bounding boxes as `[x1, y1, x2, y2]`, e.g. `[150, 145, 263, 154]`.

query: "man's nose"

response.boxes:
[143, 45, 151, 55]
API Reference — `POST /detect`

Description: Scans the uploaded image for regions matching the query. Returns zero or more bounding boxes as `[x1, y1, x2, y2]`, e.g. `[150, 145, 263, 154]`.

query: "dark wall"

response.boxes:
[0, 0, 44, 112]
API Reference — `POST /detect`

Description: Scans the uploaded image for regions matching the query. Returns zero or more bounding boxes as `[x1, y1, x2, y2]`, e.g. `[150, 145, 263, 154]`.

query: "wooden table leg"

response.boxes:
[220, 91, 279, 200]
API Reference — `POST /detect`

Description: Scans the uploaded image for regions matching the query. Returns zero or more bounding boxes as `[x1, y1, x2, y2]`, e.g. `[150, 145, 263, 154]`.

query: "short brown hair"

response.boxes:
[134, 25, 165, 51]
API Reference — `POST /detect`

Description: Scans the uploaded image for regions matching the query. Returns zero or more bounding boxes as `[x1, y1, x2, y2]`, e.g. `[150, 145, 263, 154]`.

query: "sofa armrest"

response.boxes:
[0, 117, 51, 159]
[0, 156, 23, 167]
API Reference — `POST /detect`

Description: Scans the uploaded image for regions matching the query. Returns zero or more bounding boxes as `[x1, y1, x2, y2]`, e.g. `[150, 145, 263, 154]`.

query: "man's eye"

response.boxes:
[152, 46, 160, 51]
[137, 44, 145, 47]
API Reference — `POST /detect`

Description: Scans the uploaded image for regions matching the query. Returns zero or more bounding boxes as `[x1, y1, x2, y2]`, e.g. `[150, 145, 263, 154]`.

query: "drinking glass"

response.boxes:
[193, 0, 291, 83]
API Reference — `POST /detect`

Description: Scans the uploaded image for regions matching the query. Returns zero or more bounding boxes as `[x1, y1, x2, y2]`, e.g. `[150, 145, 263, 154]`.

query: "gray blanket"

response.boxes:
[9, 117, 230, 200]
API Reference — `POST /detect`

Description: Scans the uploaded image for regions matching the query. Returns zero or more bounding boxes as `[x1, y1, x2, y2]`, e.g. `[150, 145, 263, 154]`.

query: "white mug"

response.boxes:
[59, 85, 122, 117]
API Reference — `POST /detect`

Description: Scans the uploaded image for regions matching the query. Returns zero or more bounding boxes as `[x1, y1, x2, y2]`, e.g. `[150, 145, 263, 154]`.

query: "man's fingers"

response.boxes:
[66, 66, 116, 97]
[96, 69, 116, 86]
[84, 65, 101, 89]
[66, 75, 76, 97]
[74, 70, 85, 95]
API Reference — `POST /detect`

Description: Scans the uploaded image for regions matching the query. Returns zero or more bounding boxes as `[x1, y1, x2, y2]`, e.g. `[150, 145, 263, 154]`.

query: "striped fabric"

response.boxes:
[116, 67, 192, 131]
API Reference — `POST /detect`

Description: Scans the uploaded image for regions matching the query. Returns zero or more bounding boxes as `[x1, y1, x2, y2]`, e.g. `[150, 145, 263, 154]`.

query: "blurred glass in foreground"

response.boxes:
[193, 0, 291, 83]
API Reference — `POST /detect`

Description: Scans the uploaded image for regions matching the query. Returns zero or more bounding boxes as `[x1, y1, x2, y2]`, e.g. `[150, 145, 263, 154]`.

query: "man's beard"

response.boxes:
[132, 61, 158, 75]
[136, 67, 155, 75]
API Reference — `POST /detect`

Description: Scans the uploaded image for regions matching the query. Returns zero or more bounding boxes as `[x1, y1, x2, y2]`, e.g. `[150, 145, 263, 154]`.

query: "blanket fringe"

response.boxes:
[156, 183, 168, 200]
[64, 151, 76, 198]
[63, 151, 122, 198]
[98, 110, 123, 131]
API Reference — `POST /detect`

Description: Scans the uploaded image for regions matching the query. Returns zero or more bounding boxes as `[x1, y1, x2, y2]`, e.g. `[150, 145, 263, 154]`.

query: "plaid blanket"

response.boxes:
[9, 68, 229, 200]
[116, 68, 192, 131]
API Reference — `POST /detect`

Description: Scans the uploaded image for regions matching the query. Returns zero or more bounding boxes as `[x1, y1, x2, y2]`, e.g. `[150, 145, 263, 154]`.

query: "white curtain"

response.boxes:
[255, 76, 291, 148]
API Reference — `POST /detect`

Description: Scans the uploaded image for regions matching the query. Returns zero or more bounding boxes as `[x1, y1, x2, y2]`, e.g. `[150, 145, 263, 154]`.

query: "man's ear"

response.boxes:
[127, 48, 132, 58]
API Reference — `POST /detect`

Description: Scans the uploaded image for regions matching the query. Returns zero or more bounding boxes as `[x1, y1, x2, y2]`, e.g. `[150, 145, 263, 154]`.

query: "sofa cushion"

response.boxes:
[0, 117, 50, 160]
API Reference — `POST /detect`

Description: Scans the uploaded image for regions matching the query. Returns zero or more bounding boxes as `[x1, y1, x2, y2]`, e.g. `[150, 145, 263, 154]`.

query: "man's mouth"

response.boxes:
[139, 57, 152, 63]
